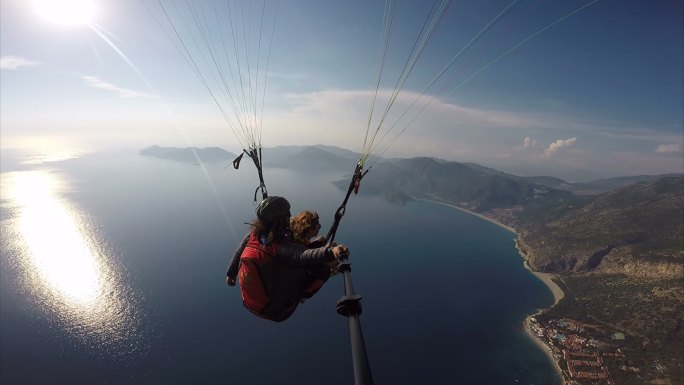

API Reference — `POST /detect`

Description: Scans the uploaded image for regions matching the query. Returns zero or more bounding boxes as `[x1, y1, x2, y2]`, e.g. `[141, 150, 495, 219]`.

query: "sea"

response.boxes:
[0, 149, 560, 385]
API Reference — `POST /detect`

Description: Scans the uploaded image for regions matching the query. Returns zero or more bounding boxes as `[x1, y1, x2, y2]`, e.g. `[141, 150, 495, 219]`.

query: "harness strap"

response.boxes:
[248, 148, 268, 201]
[326, 162, 369, 245]
[231, 147, 269, 202]
[232, 152, 245, 169]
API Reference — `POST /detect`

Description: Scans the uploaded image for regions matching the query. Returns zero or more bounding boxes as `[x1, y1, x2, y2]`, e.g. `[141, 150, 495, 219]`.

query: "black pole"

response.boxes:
[336, 254, 374, 385]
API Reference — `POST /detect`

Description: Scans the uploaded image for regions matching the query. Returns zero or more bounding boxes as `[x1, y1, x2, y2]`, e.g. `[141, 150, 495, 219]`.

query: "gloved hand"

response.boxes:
[226, 276, 236, 286]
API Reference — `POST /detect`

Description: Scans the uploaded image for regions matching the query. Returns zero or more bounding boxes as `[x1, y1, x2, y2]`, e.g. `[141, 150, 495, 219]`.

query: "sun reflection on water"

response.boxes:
[16, 172, 102, 304]
[1, 169, 145, 355]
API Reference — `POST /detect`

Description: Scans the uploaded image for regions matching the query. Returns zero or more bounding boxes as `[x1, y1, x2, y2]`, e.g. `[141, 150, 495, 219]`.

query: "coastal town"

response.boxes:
[527, 316, 664, 385]
[424, 195, 681, 384]
[511, 230, 682, 385]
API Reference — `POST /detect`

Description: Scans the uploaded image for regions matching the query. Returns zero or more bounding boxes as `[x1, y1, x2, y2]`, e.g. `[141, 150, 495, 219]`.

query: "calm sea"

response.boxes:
[0, 150, 560, 385]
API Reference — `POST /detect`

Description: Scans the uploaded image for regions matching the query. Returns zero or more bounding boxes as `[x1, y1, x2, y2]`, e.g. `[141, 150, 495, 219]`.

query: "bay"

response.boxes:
[0, 150, 560, 384]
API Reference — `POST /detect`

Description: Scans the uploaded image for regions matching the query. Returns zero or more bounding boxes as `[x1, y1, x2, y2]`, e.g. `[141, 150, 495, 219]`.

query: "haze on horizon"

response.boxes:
[1, 0, 682, 182]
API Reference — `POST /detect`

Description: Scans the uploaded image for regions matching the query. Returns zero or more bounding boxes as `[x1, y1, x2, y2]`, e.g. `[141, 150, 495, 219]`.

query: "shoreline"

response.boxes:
[517, 244, 566, 383]
[516, 242, 565, 307]
[417, 196, 567, 383]
[524, 316, 566, 382]
[417, 196, 565, 304]
[415, 197, 518, 234]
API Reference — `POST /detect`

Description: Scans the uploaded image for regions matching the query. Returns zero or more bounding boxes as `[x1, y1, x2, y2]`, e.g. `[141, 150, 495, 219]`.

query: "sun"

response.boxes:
[33, 0, 97, 26]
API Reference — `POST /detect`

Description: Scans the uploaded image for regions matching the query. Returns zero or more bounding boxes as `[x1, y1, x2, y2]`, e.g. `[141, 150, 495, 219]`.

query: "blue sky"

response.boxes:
[1, 0, 682, 181]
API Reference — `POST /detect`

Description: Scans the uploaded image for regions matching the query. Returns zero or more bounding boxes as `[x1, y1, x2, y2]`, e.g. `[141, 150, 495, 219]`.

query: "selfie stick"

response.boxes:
[336, 252, 374, 385]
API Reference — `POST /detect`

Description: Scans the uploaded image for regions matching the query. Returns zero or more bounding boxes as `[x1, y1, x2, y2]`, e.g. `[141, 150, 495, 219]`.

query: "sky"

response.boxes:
[1, 0, 682, 181]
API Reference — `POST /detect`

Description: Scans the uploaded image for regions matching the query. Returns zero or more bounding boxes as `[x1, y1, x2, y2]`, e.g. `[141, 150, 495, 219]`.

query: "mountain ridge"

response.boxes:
[140, 145, 682, 191]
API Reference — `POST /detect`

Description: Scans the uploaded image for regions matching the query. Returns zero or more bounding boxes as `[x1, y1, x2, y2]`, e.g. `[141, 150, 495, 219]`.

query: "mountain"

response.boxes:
[140, 145, 235, 164]
[394, 157, 539, 209]
[353, 155, 682, 278]
[262, 145, 359, 166]
[357, 157, 585, 224]
[309, 144, 360, 161]
[465, 162, 574, 191]
[465, 162, 684, 194]
[264, 145, 357, 172]
[516, 177, 684, 369]
[518, 176, 684, 276]
[139, 144, 358, 172]
[573, 174, 684, 194]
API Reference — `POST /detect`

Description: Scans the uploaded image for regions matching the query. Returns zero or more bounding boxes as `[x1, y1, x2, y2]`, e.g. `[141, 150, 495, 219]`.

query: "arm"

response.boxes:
[276, 242, 349, 267]
[276, 241, 334, 266]
[307, 236, 327, 248]
[226, 233, 250, 286]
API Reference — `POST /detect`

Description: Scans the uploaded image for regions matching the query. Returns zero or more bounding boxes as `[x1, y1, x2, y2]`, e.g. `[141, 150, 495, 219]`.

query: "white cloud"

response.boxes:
[272, 88, 546, 152]
[655, 144, 682, 154]
[1, 55, 39, 70]
[257, 88, 683, 178]
[544, 137, 577, 157]
[82, 76, 156, 98]
[522, 136, 538, 149]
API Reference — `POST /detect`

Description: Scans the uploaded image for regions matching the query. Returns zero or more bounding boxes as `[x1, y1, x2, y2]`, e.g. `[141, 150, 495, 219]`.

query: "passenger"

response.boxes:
[290, 210, 326, 247]
[290, 209, 339, 290]
[226, 196, 348, 322]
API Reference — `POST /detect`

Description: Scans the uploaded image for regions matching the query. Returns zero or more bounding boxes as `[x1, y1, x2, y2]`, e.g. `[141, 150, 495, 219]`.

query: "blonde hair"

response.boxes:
[290, 210, 320, 244]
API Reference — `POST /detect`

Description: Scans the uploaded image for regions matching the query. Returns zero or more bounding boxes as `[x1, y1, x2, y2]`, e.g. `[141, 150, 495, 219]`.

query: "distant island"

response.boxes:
[142, 145, 683, 384]
[140, 145, 236, 165]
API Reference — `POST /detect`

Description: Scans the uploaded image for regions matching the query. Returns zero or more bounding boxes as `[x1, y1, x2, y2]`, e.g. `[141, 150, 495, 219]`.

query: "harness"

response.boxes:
[238, 232, 304, 322]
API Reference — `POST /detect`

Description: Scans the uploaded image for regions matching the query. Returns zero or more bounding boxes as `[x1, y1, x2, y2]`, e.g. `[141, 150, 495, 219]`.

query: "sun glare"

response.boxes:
[4, 171, 102, 304]
[33, 0, 97, 26]
[1, 169, 143, 347]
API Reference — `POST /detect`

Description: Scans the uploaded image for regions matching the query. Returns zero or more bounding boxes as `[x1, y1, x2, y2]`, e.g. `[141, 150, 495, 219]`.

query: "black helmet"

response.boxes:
[256, 196, 291, 221]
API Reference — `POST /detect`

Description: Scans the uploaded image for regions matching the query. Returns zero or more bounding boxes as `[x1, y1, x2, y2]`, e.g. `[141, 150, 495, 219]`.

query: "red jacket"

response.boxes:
[228, 230, 334, 321]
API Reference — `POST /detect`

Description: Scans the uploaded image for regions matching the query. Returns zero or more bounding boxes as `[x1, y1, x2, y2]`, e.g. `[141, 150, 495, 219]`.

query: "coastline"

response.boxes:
[417, 196, 565, 304]
[524, 316, 566, 382]
[517, 244, 565, 307]
[418, 196, 567, 383]
[517, 244, 566, 383]
[415, 197, 518, 234]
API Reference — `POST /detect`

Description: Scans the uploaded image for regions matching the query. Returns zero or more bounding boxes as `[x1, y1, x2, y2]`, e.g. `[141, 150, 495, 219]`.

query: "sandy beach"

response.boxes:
[524, 261, 564, 305]
[524, 316, 566, 382]
[416, 197, 518, 234]
[516, 245, 567, 382]
[419, 196, 567, 382]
